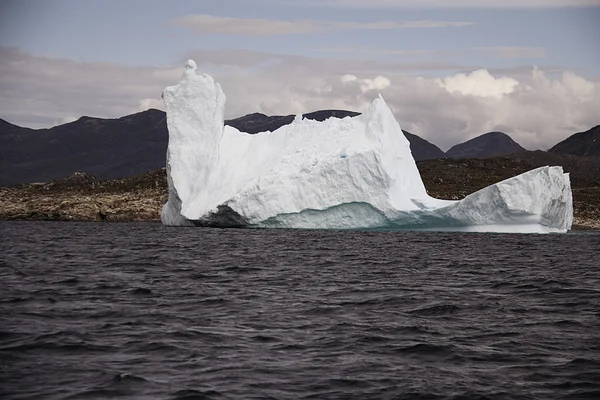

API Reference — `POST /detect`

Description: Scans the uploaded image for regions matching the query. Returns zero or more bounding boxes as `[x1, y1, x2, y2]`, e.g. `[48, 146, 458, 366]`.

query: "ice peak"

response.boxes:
[185, 59, 197, 71]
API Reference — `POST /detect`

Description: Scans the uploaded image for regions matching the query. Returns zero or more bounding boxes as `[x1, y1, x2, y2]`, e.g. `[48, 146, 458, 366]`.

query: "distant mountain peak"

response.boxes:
[446, 131, 526, 159]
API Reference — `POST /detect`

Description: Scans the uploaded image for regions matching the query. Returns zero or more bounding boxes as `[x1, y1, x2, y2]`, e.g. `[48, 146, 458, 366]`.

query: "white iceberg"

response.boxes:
[161, 60, 573, 233]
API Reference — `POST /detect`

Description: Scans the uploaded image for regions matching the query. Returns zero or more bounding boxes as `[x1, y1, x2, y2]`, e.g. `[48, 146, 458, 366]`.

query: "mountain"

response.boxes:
[446, 131, 526, 159]
[0, 110, 168, 186]
[0, 110, 445, 185]
[549, 125, 600, 157]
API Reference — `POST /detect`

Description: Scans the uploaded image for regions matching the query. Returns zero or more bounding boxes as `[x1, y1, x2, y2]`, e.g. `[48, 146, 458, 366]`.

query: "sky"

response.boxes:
[0, 0, 599, 150]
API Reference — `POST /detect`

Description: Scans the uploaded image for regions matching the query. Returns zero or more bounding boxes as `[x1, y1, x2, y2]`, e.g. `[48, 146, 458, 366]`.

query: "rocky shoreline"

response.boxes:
[0, 170, 167, 223]
[1, 160, 599, 230]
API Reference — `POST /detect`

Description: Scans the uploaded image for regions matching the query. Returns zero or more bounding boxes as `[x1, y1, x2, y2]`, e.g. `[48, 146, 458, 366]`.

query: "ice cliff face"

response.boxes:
[162, 60, 573, 233]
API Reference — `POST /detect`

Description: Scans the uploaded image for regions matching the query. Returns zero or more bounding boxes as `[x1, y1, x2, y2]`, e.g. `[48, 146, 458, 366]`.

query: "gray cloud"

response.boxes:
[273, 0, 600, 8]
[473, 46, 547, 59]
[170, 14, 473, 36]
[314, 46, 547, 60]
[0, 47, 179, 127]
[1, 47, 598, 153]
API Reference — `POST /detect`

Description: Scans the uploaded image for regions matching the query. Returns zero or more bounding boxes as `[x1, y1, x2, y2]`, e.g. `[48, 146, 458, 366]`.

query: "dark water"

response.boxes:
[1, 222, 599, 400]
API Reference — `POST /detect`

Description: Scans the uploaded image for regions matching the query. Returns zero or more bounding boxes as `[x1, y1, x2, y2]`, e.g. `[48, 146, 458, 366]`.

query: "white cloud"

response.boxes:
[136, 98, 164, 112]
[342, 74, 392, 92]
[0, 47, 179, 128]
[560, 70, 595, 100]
[436, 69, 519, 99]
[1, 47, 598, 154]
[170, 14, 473, 36]
[341, 74, 358, 83]
[60, 115, 78, 125]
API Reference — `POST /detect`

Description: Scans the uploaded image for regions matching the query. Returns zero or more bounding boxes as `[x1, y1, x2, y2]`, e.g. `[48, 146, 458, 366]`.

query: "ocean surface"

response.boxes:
[1, 221, 599, 400]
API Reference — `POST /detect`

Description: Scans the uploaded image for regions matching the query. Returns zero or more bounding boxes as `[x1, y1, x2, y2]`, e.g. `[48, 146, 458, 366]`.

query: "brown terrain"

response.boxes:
[0, 170, 167, 223]
[1, 151, 599, 230]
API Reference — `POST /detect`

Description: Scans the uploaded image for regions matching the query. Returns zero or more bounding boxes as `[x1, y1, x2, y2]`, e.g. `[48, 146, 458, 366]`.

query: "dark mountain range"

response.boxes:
[0, 110, 168, 186]
[549, 125, 600, 158]
[446, 131, 526, 159]
[0, 109, 446, 186]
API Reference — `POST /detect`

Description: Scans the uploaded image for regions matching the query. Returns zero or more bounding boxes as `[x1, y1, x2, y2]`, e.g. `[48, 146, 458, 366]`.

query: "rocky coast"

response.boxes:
[1, 156, 598, 230]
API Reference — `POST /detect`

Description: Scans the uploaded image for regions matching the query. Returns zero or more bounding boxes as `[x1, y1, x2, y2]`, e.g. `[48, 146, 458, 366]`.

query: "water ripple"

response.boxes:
[1, 221, 599, 399]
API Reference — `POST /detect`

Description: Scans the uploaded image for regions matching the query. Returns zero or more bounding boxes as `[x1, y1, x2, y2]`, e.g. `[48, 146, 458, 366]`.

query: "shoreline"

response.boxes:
[2, 217, 598, 232]
[2, 167, 598, 231]
[0, 194, 600, 232]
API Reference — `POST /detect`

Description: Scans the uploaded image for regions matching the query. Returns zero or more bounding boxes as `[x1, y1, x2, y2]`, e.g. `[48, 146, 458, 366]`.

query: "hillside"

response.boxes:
[0, 110, 168, 186]
[402, 131, 446, 160]
[549, 125, 600, 157]
[446, 131, 526, 159]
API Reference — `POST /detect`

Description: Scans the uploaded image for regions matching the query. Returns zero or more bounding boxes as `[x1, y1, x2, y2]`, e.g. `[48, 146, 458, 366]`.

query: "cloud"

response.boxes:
[473, 46, 547, 59]
[1, 47, 598, 154]
[170, 14, 473, 36]
[341, 74, 391, 92]
[436, 69, 519, 99]
[0, 46, 179, 128]
[136, 98, 164, 112]
[60, 115, 78, 125]
[316, 46, 547, 60]
[282, 0, 600, 8]
[316, 47, 446, 57]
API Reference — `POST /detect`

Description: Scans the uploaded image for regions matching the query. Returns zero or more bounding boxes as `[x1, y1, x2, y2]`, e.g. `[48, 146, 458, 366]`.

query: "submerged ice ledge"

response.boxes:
[161, 60, 573, 233]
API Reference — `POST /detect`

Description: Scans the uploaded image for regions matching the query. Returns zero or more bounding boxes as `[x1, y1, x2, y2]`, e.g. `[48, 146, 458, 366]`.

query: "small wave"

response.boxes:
[306, 304, 342, 314]
[2, 341, 111, 353]
[170, 388, 225, 400]
[64, 388, 130, 399]
[130, 287, 153, 296]
[355, 334, 395, 344]
[53, 277, 80, 285]
[0, 296, 31, 303]
[335, 296, 402, 307]
[130, 341, 182, 353]
[408, 303, 461, 316]
[94, 283, 125, 290]
[392, 343, 456, 358]
[248, 334, 280, 343]
[198, 297, 231, 305]
[111, 372, 148, 383]
[563, 358, 600, 368]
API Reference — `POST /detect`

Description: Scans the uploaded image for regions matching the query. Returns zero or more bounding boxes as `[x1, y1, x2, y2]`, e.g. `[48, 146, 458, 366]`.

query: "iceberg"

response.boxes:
[161, 60, 573, 233]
